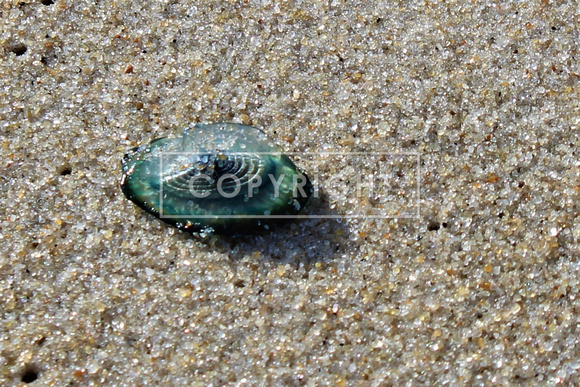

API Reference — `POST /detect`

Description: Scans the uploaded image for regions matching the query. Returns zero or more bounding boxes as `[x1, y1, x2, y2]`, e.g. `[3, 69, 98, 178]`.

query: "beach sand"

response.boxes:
[1, 0, 579, 384]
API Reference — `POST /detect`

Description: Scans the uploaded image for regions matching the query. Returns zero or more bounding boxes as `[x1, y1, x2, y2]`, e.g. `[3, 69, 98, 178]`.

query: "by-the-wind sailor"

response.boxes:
[121, 123, 313, 234]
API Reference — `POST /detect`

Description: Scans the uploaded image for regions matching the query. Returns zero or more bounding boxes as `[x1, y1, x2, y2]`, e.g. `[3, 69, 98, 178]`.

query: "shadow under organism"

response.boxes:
[174, 191, 354, 264]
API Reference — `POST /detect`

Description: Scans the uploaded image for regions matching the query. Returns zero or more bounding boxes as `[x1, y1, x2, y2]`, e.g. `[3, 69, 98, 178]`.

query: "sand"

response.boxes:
[1, 0, 579, 385]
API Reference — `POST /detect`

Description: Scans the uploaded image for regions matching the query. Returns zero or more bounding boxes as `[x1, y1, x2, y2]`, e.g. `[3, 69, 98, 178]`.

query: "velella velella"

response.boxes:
[121, 123, 313, 234]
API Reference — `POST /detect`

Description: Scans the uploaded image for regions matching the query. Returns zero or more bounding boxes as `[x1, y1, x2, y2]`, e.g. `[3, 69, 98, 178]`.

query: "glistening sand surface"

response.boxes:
[1, 0, 579, 385]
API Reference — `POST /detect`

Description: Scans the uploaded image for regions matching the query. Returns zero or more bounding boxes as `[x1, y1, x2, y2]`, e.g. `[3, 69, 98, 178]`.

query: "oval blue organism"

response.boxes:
[121, 123, 313, 234]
